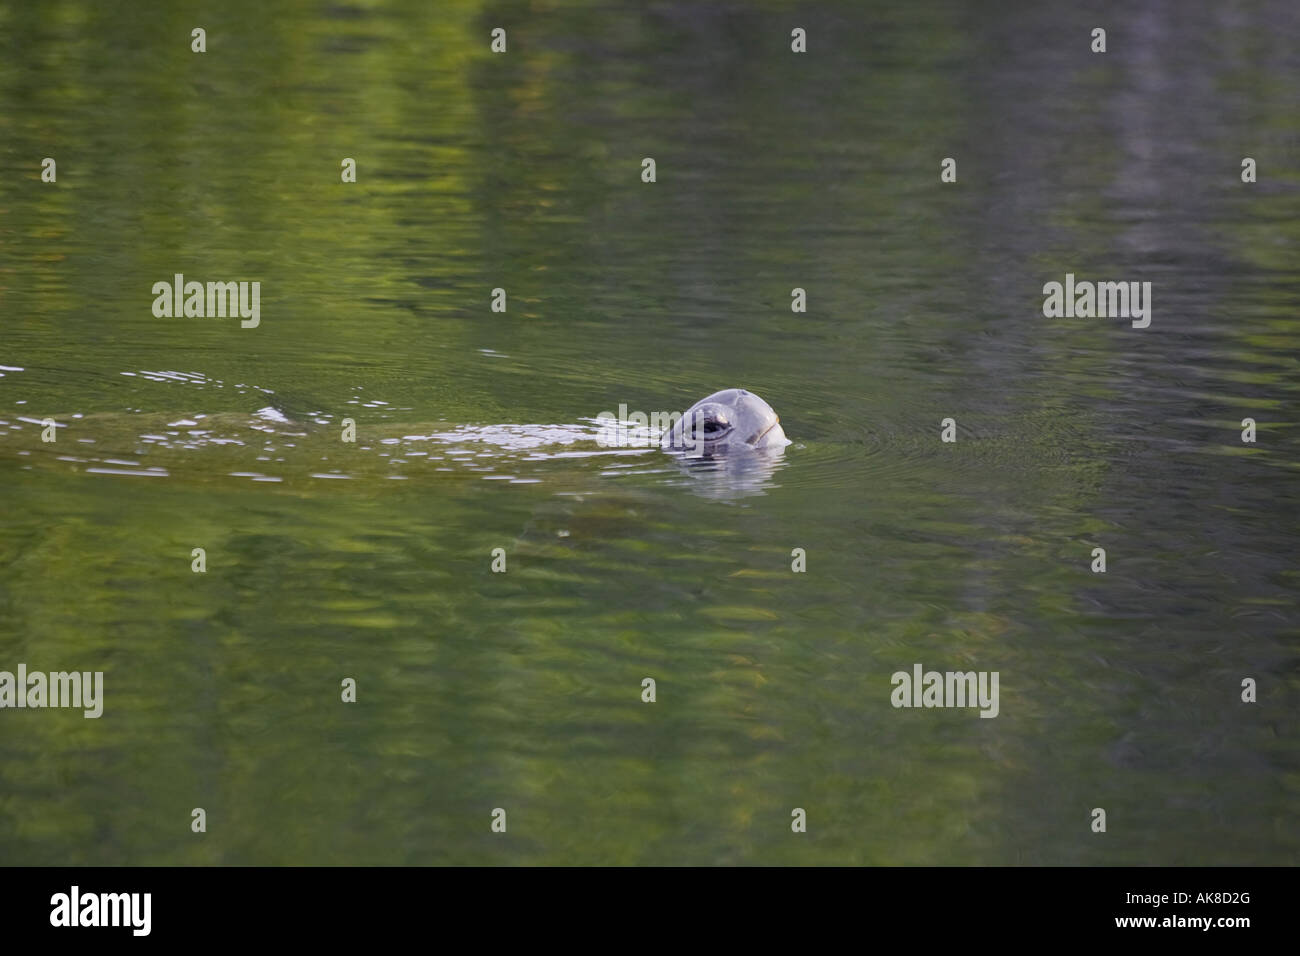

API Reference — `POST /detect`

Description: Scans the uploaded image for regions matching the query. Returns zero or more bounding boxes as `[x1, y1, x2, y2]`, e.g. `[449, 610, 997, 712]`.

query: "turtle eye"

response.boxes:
[692, 409, 730, 437]
[679, 404, 731, 448]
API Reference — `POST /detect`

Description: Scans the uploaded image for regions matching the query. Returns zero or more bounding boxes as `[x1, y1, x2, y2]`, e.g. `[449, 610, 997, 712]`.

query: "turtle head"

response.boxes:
[661, 388, 788, 457]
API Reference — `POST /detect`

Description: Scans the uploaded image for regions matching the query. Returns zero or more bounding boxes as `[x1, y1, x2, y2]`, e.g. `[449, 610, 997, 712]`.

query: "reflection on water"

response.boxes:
[1, 0, 1298, 865]
[662, 445, 788, 500]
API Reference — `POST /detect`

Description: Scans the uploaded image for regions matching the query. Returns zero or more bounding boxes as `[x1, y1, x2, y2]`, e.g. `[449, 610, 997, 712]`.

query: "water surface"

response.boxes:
[1, 0, 1298, 864]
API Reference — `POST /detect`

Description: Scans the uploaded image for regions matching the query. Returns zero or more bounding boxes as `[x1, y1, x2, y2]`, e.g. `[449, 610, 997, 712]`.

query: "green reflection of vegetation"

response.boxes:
[0, 0, 1297, 864]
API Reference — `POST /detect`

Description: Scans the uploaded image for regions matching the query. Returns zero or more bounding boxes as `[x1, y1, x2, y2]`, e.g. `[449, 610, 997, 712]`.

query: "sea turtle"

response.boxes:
[660, 389, 790, 457]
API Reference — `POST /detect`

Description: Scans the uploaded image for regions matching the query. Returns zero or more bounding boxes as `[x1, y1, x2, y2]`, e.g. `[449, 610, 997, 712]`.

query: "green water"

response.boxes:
[1, 0, 1298, 865]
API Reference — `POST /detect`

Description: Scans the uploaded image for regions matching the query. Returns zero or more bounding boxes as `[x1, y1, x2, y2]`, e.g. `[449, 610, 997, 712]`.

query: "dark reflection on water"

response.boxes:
[0, 0, 1297, 864]
[662, 447, 787, 500]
